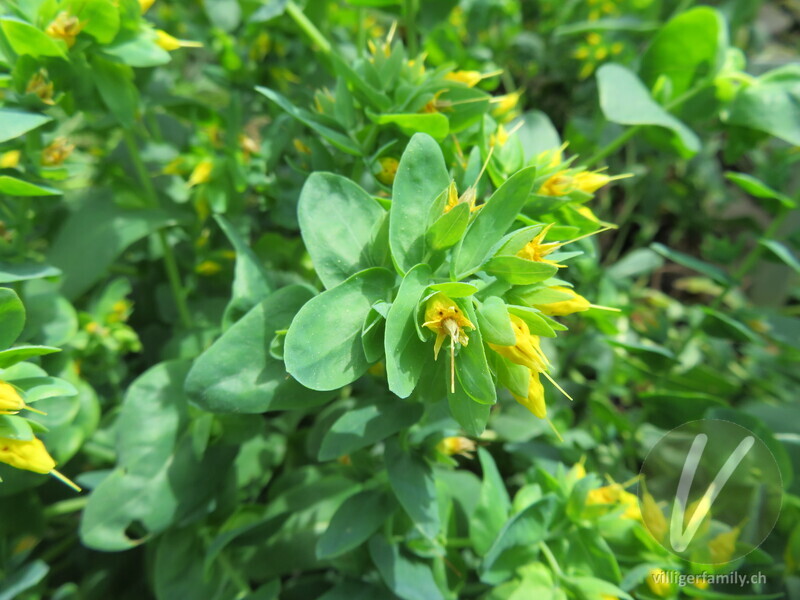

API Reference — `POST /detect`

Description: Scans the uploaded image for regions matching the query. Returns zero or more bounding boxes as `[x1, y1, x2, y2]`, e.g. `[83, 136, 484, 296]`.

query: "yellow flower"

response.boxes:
[488, 314, 549, 372]
[0, 150, 21, 169]
[586, 479, 640, 520]
[709, 527, 740, 564]
[41, 137, 74, 166]
[239, 134, 260, 158]
[0, 437, 80, 491]
[139, 0, 155, 12]
[586, 32, 602, 46]
[46, 12, 84, 47]
[0, 382, 26, 415]
[491, 90, 522, 121]
[490, 125, 510, 147]
[195, 260, 222, 276]
[641, 489, 668, 542]
[443, 180, 482, 214]
[517, 224, 565, 268]
[376, 157, 399, 186]
[534, 286, 590, 316]
[422, 293, 474, 393]
[445, 70, 482, 87]
[293, 138, 311, 155]
[512, 370, 546, 419]
[437, 436, 477, 458]
[187, 159, 213, 187]
[539, 170, 573, 196]
[155, 30, 202, 51]
[25, 70, 55, 105]
[645, 568, 673, 597]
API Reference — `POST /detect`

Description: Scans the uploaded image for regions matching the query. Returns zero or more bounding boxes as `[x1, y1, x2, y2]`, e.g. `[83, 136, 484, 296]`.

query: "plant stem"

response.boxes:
[122, 130, 193, 331]
[357, 7, 366, 58]
[539, 542, 564, 578]
[285, 1, 331, 54]
[44, 497, 88, 519]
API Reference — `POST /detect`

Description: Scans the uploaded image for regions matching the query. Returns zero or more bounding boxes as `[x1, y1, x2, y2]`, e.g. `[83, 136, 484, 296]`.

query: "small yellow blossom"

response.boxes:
[196, 260, 222, 276]
[41, 137, 74, 166]
[437, 436, 477, 458]
[46, 12, 84, 47]
[586, 479, 640, 520]
[422, 293, 474, 393]
[445, 70, 483, 87]
[586, 32, 602, 46]
[570, 460, 587, 479]
[0, 151, 21, 169]
[490, 125, 510, 147]
[293, 138, 311, 154]
[139, 0, 155, 12]
[239, 134, 259, 157]
[709, 527, 740, 564]
[25, 70, 55, 105]
[517, 224, 564, 268]
[187, 159, 213, 187]
[645, 568, 673, 597]
[376, 157, 399, 186]
[512, 370, 546, 419]
[155, 30, 202, 51]
[641, 489, 668, 542]
[488, 314, 549, 372]
[0, 436, 80, 491]
[0, 382, 26, 415]
[491, 90, 522, 121]
[534, 286, 590, 317]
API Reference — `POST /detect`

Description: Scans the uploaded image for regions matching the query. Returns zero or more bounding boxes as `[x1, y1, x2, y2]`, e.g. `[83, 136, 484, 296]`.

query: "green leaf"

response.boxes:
[0, 345, 60, 368]
[0, 176, 60, 197]
[47, 196, 171, 299]
[91, 56, 139, 129]
[650, 242, 731, 285]
[516, 111, 561, 161]
[0, 288, 25, 349]
[476, 296, 516, 346]
[428, 281, 478, 297]
[760, 239, 800, 274]
[447, 383, 491, 437]
[390, 133, 451, 274]
[567, 576, 632, 600]
[317, 490, 392, 559]
[0, 262, 61, 284]
[640, 7, 727, 98]
[71, 0, 120, 44]
[186, 286, 332, 413]
[0, 415, 34, 441]
[725, 172, 795, 209]
[455, 300, 496, 404]
[597, 63, 700, 155]
[483, 257, 558, 285]
[454, 166, 537, 278]
[481, 496, 558, 580]
[385, 264, 431, 398]
[367, 112, 449, 140]
[368, 534, 444, 600]
[0, 109, 51, 144]
[727, 66, 800, 146]
[285, 268, 394, 390]
[81, 361, 234, 551]
[0, 17, 66, 58]
[505, 306, 557, 338]
[256, 87, 362, 156]
[471, 448, 511, 555]
[299, 173, 387, 289]
[215, 215, 273, 326]
[0, 560, 48, 600]
[103, 35, 171, 67]
[384, 437, 440, 539]
[427, 202, 469, 251]
[319, 400, 423, 461]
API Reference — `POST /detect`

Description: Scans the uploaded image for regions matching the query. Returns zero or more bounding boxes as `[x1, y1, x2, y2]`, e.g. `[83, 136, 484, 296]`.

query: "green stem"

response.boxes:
[539, 542, 564, 578]
[404, 0, 418, 56]
[122, 130, 193, 331]
[201, 531, 251, 598]
[357, 7, 366, 58]
[285, 1, 331, 54]
[44, 497, 88, 519]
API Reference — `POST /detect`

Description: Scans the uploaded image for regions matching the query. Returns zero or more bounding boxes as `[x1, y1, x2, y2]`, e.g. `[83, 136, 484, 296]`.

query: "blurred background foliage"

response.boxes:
[0, 0, 798, 598]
